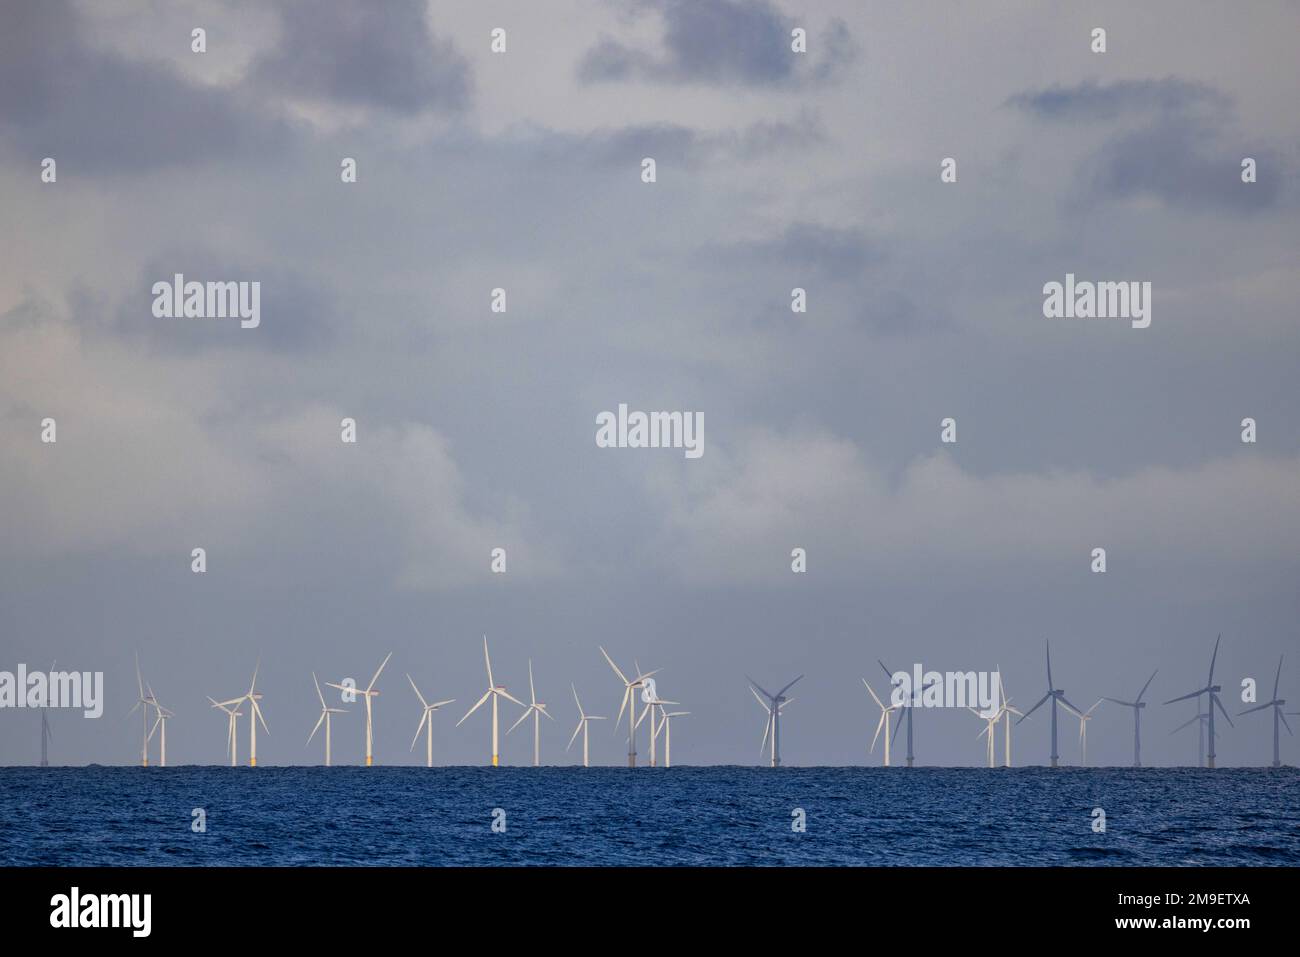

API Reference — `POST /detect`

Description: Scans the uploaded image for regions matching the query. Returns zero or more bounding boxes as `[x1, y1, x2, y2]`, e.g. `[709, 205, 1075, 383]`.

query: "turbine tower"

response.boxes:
[1103, 669, 1157, 767]
[635, 686, 678, 767]
[863, 678, 899, 766]
[127, 653, 158, 767]
[996, 671, 1024, 767]
[40, 659, 54, 767]
[749, 674, 801, 767]
[457, 636, 525, 766]
[208, 696, 243, 766]
[406, 674, 453, 768]
[308, 673, 348, 767]
[969, 705, 999, 768]
[507, 660, 554, 766]
[656, 710, 688, 768]
[1017, 641, 1082, 767]
[1164, 635, 1233, 768]
[567, 685, 606, 767]
[600, 647, 659, 767]
[329, 652, 391, 766]
[1239, 656, 1291, 768]
[1170, 704, 1215, 767]
[1061, 699, 1104, 766]
[146, 689, 174, 767]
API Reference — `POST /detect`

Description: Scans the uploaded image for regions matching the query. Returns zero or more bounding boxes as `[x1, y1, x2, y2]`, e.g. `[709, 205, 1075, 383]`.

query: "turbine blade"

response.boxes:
[313, 672, 326, 709]
[1170, 714, 1200, 734]
[457, 690, 492, 726]
[1045, 640, 1053, 689]
[483, 636, 494, 689]
[407, 673, 428, 709]
[567, 721, 582, 751]
[1238, 701, 1272, 716]
[430, 700, 455, 709]
[1058, 695, 1083, 716]
[1018, 693, 1050, 723]
[776, 675, 804, 698]
[1212, 694, 1235, 727]
[308, 711, 324, 744]
[411, 710, 428, 751]
[750, 686, 771, 713]
[506, 708, 531, 735]
[572, 683, 583, 717]
[1102, 698, 1137, 707]
[498, 689, 526, 708]
[1273, 655, 1283, 702]
[1136, 669, 1158, 704]
[1163, 689, 1207, 706]
[747, 676, 775, 701]
[367, 652, 392, 693]
[253, 698, 270, 734]
[1208, 634, 1220, 685]
[870, 712, 885, 753]
[759, 711, 771, 756]
[616, 687, 630, 728]
[528, 659, 536, 705]
[1281, 711, 1294, 736]
[599, 646, 628, 685]
[862, 678, 884, 710]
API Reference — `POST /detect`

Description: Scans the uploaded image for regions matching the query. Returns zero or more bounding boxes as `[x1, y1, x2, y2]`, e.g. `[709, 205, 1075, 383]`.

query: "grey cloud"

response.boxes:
[1005, 77, 1230, 122]
[578, 0, 854, 87]
[246, 0, 471, 114]
[0, 0, 295, 171]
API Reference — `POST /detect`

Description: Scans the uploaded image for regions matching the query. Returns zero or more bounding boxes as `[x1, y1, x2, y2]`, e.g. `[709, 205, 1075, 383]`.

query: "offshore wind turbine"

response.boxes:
[146, 688, 174, 767]
[127, 652, 158, 767]
[749, 675, 802, 767]
[1170, 704, 1215, 767]
[457, 636, 525, 766]
[1239, 656, 1291, 768]
[1017, 641, 1082, 767]
[1103, 669, 1157, 767]
[969, 705, 999, 767]
[406, 674, 453, 768]
[308, 673, 348, 767]
[328, 652, 391, 767]
[996, 671, 1024, 767]
[208, 696, 242, 766]
[1061, 699, 1104, 766]
[656, 710, 688, 768]
[40, 659, 54, 767]
[600, 647, 659, 767]
[567, 685, 606, 767]
[218, 659, 269, 767]
[879, 660, 936, 767]
[863, 679, 900, 766]
[507, 660, 554, 766]
[635, 687, 679, 767]
[1163, 635, 1233, 768]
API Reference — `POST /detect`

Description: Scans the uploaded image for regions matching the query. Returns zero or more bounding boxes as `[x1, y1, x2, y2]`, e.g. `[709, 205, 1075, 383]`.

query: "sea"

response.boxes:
[1, 766, 1297, 866]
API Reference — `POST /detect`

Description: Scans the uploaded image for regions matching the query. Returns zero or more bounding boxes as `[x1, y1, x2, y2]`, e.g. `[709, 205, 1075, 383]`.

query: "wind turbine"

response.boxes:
[995, 671, 1024, 767]
[1017, 640, 1082, 767]
[406, 674, 453, 768]
[208, 696, 242, 766]
[600, 647, 660, 767]
[1103, 669, 1157, 767]
[567, 685, 606, 767]
[219, 659, 269, 767]
[969, 705, 999, 768]
[1239, 655, 1291, 768]
[656, 710, 689, 768]
[40, 659, 54, 767]
[1061, 699, 1104, 766]
[1170, 704, 1215, 767]
[328, 652, 391, 767]
[457, 636, 525, 766]
[749, 675, 802, 767]
[146, 688, 174, 767]
[1163, 635, 1232, 768]
[635, 684, 679, 767]
[127, 652, 158, 767]
[879, 660, 936, 767]
[308, 673, 348, 767]
[507, 660, 553, 766]
[863, 678, 900, 766]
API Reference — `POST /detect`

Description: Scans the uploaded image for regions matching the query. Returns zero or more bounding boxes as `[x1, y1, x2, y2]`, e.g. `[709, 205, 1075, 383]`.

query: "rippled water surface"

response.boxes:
[2, 766, 1297, 865]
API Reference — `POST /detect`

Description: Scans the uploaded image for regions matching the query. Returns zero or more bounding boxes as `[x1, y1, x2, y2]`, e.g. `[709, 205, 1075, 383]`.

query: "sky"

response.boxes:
[1, 0, 1298, 767]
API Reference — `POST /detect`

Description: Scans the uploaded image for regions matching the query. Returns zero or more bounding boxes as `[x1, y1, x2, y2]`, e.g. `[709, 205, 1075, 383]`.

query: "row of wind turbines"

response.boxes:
[121, 635, 1295, 768]
[855, 637, 1296, 770]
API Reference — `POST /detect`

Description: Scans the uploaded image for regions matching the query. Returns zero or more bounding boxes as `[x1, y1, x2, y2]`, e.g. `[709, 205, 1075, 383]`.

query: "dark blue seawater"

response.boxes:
[2, 767, 1298, 866]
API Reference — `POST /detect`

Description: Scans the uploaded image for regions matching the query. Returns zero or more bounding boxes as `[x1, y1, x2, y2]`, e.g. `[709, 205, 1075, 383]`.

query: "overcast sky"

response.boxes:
[2, 0, 1298, 767]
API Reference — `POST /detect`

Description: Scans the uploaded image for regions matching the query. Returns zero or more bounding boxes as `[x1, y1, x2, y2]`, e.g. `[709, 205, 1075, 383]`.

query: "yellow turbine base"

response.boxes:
[250, 757, 256, 767]
[366, 755, 373, 766]
[492, 754, 499, 767]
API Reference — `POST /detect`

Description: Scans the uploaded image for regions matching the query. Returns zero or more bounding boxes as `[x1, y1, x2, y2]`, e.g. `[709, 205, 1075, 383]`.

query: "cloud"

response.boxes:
[0, 0, 294, 172]
[245, 0, 471, 115]
[1007, 77, 1284, 213]
[643, 429, 1300, 586]
[577, 0, 854, 87]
